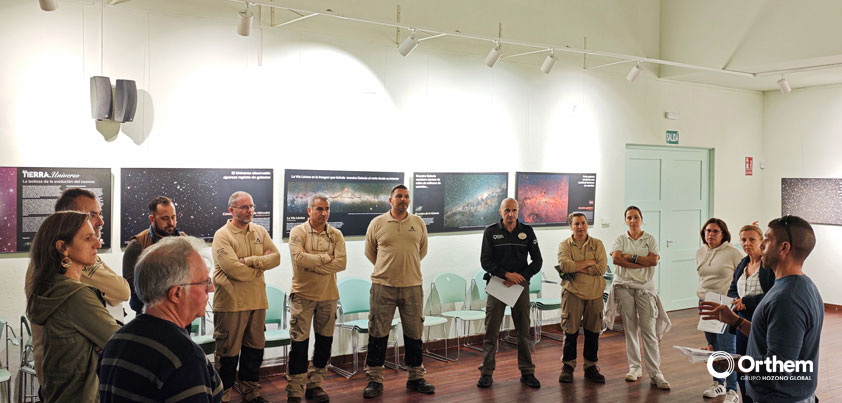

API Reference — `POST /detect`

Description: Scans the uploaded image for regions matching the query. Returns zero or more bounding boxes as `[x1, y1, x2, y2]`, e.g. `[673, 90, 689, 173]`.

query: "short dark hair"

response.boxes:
[148, 196, 174, 214]
[54, 188, 96, 212]
[567, 212, 587, 226]
[624, 205, 643, 220]
[390, 184, 408, 197]
[700, 218, 731, 245]
[767, 215, 815, 262]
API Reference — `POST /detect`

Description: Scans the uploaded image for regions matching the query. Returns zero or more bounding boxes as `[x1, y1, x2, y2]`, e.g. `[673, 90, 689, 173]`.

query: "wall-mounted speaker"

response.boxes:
[114, 79, 137, 123]
[90, 76, 112, 121]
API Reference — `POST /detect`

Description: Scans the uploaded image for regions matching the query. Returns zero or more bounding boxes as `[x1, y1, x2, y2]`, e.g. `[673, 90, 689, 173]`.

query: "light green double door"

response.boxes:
[624, 145, 711, 312]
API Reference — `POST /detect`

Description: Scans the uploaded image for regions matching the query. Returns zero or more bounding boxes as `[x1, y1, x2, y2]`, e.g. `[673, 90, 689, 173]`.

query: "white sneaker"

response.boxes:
[649, 373, 671, 390]
[703, 382, 726, 398]
[624, 368, 642, 382]
[723, 389, 740, 403]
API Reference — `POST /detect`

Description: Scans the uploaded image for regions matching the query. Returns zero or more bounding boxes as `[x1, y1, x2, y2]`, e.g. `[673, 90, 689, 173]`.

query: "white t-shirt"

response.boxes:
[610, 231, 659, 286]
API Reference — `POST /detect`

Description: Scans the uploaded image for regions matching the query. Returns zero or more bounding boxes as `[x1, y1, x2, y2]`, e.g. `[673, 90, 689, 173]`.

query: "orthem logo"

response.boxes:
[707, 352, 735, 378]
[409, 226, 416, 232]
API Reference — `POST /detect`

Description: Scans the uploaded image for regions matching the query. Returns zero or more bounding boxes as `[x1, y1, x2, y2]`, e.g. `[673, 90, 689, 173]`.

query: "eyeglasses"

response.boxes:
[178, 278, 213, 292]
[779, 215, 794, 246]
[233, 205, 255, 211]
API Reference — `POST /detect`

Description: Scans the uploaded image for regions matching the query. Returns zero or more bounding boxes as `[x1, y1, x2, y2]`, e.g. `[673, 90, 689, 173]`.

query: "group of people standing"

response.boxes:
[21, 185, 823, 403]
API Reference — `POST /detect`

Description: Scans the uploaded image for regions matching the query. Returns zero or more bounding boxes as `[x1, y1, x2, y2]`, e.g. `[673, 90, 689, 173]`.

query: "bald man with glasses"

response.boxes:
[212, 191, 280, 403]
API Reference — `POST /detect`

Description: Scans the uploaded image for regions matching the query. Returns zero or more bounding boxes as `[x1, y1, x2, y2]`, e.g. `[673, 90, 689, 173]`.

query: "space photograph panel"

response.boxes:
[413, 172, 508, 233]
[0, 167, 112, 253]
[283, 169, 404, 238]
[515, 172, 596, 226]
[781, 178, 842, 226]
[121, 168, 273, 245]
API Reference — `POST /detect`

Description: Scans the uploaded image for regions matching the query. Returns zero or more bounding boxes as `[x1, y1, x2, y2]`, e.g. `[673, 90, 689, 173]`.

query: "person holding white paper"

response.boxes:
[477, 198, 543, 389]
[609, 206, 671, 389]
[696, 218, 744, 402]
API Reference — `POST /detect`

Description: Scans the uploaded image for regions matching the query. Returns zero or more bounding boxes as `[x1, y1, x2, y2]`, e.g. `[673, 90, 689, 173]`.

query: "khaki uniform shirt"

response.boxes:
[289, 221, 347, 301]
[557, 235, 607, 300]
[365, 212, 428, 287]
[212, 220, 280, 311]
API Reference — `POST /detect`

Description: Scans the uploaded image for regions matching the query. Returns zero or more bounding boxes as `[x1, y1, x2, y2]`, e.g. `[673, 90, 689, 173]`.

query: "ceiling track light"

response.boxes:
[626, 61, 642, 82]
[777, 76, 792, 94]
[39, 0, 57, 11]
[237, 3, 253, 36]
[540, 49, 556, 74]
[398, 29, 419, 57]
[485, 41, 502, 68]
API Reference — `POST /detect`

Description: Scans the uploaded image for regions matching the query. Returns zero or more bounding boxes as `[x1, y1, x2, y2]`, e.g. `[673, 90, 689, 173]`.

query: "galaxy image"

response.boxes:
[0, 168, 17, 253]
[285, 181, 391, 216]
[516, 173, 569, 225]
[443, 173, 507, 228]
[782, 178, 842, 226]
[121, 168, 273, 245]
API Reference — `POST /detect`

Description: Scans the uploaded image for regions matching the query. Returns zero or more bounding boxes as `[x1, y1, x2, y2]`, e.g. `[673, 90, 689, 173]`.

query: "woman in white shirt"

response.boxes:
[696, 218, 743, 403]
[610, 206, 670, 389]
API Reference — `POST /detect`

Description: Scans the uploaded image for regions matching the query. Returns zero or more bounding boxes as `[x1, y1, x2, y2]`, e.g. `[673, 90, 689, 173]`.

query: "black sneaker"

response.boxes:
[362, 381, 383, 399]
[584, 365, 606, 384]
[558, 364, 574, 383]
[477, 374, 493, 388]
[406, 378, 435, 394]
[287, 397, 302, 403]
[305, 387, 330, 402]
[244, 397, 269, 403]
[520, 374, 541, 389]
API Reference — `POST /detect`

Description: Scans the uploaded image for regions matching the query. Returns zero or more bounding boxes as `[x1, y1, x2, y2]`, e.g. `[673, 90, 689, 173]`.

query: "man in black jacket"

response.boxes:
[477, 198, 543, 389]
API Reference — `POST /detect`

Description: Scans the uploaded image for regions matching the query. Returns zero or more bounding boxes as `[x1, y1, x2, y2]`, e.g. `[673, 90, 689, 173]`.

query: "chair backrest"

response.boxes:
[432, 273, 468, 306]
[190, 317, 201, 334]
[337, 277, 372, 315]
[0, 317, 9, 369]
[529, 272, 543, 295]
[265, 285, 287, 326]
[472, 270, 488, 301]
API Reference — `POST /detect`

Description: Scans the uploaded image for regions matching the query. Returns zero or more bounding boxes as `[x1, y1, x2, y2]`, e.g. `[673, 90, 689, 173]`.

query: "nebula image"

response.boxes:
[285, 181, 392, 216]
[122, 168, 273, 245]
[0, 168, 17, 253]
[443, 174, 507, 228]
[516, 173, 569, 224]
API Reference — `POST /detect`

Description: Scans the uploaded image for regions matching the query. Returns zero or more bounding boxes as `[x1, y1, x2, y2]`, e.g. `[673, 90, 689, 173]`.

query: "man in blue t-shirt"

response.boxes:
[700, 215, 822, 403]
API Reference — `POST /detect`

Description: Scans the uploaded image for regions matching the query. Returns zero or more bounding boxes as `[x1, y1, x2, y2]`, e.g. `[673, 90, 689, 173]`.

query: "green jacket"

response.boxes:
[29, 274, 120, 403]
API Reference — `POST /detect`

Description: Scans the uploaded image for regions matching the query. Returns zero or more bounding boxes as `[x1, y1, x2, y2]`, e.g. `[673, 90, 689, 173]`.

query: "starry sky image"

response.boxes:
[782, 178, 842, 226]
[443, 173, 508, 229]
[121, 168, 273, 245]
[283, 169, 403, 237]
[516, 173, 569, 225]
[0, 167, 17, 253]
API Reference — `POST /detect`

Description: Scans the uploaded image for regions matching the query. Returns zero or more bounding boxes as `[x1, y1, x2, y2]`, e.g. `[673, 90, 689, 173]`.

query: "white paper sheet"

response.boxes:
[697, 291, 735, 334]
[485, 276, 525, 306]
[673, 345, 742, 364]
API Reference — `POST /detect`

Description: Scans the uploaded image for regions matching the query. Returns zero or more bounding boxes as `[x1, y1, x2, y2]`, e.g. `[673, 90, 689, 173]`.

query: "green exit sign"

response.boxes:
[666, 130, 679, 144]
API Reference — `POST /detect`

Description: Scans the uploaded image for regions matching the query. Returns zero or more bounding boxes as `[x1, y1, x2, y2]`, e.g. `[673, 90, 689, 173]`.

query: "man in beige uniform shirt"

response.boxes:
[212, 191, 280, 403]
[362, 185, 435, 398]
[286, 194, 346, 403]
[24, 188, 130, 382]
[556, 212, 607, 384]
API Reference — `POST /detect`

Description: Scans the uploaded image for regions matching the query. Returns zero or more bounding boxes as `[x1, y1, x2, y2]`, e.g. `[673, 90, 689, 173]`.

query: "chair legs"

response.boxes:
[327, 329, 399, 379]
[422, 324, 457, 362]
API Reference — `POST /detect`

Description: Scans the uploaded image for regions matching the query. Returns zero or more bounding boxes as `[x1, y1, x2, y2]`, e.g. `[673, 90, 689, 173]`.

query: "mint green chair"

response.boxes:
[264, 286, 291, 372]
[0, 317, 18, 403]
[431, 273, 485, 360]
[190, 316, 216, 356]
[420, 292, 453, 362]
[530, 272, 563, 342]
[469, 270, 512, 350]
[18, 316, 37, 403]
[327, 277, 399, 378]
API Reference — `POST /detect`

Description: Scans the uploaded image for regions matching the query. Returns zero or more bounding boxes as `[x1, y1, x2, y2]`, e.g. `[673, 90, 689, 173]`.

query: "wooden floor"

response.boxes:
[241, 308, 842, 402]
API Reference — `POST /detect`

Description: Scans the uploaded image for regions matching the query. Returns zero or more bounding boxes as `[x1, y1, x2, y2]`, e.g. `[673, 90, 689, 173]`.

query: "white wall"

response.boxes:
[763, 85, 842, 305]
[0, 0, 765, 373]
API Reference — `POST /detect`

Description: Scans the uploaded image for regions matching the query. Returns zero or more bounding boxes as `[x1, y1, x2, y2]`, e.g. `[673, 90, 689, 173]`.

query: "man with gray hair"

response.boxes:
[477, 198, 543, 389]
[286, 194, 347, 403]
[212, 191, 280, 403]
[98, 236, 223, 402]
